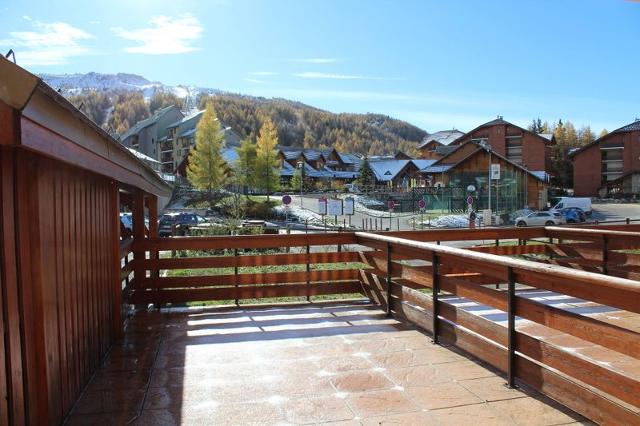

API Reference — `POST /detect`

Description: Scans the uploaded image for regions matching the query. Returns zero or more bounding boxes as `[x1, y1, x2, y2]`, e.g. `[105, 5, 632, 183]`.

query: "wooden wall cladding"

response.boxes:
[2, 150, 117, 425]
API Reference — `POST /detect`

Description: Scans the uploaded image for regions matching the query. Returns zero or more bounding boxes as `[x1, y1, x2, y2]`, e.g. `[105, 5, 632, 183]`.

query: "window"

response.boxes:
[506, 136, 523, 164]
[601, 147, 624, 184]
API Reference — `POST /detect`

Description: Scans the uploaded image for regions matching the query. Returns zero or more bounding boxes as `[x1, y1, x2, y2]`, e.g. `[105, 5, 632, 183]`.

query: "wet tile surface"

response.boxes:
[67, 301, 586, 425]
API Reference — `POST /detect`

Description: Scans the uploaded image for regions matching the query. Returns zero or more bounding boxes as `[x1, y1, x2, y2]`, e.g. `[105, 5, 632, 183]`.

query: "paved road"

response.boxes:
[288, 194, 640, 229]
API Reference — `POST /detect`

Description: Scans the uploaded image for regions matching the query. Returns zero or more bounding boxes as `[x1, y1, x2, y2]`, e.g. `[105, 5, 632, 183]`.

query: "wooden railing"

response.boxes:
[119, 224, 640, 424]
[127, 233, 365, 305]
[354, 227, 640, 425]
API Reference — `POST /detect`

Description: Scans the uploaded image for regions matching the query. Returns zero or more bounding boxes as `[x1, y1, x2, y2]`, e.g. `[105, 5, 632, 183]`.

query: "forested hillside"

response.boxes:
[57, 83, 427, 155]
[198, 94, 427, 155]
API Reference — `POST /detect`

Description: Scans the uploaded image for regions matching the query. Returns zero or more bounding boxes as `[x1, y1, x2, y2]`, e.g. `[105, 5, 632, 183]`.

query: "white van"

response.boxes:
[551, 197, 592, 216]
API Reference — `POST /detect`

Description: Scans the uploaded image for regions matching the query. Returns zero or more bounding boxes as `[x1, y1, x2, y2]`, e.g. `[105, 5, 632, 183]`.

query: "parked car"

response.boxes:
[551, 197, 592, 216]
[159, 212, 212, 237]
[560, 207, 586, 223]
[515, 211, 566, 227]
[120, 213, 149, 238]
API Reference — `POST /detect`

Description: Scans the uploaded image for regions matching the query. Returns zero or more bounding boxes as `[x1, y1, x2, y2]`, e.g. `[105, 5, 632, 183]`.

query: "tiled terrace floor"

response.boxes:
[66, 301, 589, 426]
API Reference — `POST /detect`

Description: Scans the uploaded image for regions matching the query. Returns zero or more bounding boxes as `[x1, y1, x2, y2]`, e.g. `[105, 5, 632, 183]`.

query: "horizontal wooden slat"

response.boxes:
[141, 251, 361, 270]
[136, 233, 358, 251]
[135, 268, 361, 289]
[467, 243, 550, 256]
[129, 281, 363, 304]
[388, 285, 640, 424]
[356, 232, 640, 314]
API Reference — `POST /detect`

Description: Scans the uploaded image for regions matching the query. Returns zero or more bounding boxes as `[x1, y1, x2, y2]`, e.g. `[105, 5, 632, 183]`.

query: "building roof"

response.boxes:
[418, 130, 465, 149]
[167, 110, 205, 129]
[126, 147, 161, 164]
[421, 142, 547, 182]
[120, 105, 179, 141]
[411, 159, 438, 170]
[177, 128, 197, 138]
[0, 56, 171, 196]
[450, 117, 556, 146]
[422, 164, 454, 173]
[570, 119, 640, 157]
[369, 160, 413, 182]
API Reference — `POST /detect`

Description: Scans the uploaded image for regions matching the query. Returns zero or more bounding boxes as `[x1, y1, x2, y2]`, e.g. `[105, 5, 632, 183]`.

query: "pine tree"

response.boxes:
[186, 103, 226, 196]
[356, 157, 375, 193]
[234, 137, 257, 195]
[290, 168, 303, 193]
[254, 118, 281, 200]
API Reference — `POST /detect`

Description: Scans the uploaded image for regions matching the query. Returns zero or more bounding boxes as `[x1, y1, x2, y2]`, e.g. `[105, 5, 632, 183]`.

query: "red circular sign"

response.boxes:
[417, 199, 426, 209]
[387, 200, 396, 210]
[282, 195, 292, 205]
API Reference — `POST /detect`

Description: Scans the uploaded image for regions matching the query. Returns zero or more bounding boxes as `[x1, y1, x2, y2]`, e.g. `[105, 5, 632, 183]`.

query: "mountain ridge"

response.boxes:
[39, 72, 428, 155]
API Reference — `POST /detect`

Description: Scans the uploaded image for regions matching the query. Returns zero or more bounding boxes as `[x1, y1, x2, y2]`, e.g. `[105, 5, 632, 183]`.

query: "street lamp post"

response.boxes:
[297, 161, 304, 209]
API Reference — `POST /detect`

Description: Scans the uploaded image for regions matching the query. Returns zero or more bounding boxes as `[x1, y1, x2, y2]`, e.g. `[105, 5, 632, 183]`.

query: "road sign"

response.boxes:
[417, 199, 426, 210]
[466, 195, 474, 205]
[282, 195, 292, 205]
[387, 200, 395, 211]
[318, 197, 327, 215]
[327, 198, 343, 216]
[344, 197, 355, 215]
[490, 163, 501, 180]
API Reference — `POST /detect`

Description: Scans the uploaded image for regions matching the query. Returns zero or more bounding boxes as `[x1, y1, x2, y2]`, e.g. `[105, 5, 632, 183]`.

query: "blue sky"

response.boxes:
[1, 0, 639, 132]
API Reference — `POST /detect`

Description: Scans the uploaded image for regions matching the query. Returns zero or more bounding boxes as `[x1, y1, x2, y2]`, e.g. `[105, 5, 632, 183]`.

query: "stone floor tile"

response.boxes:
[66, 411, 139, 426]
[331, 370, 395, 393]
[72, 388, 146, 414]
[85, 369, 151, 392]
[283, 396, 354, 424]
[384, 365, 448, 387]
[428, 402, 513, 426]
[458, 376, 531, 402]
[405, 381, 484, 410]
[435, 360, 496, 381]
[361, 410, 436, 426]
[347, 389, 420, 418]
[487, 396, 585, 425]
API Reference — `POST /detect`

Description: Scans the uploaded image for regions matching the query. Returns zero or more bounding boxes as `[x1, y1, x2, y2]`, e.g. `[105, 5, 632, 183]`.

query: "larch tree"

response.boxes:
[234, 137, 257, 196]
[255, 118, 281, 200]
[187, 103, 226, 197]
[356, 157, 375, 193]
[599, 129, 609, 138]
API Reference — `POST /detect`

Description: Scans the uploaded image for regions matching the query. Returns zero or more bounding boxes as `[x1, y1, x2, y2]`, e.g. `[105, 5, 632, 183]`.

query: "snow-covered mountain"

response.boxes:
[39, 72, 219, 105]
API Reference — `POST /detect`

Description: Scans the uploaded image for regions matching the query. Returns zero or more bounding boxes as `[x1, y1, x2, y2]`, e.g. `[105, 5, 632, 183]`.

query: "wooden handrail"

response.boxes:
[355, 231, 640, 313]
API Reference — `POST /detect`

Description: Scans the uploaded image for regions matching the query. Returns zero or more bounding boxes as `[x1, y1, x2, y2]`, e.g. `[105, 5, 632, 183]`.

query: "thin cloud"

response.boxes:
[248, 71, 278, 76]
[293, 72, 381, 80]
[112, 14, 203, 54]
[292, 58, 340, 64]
[22, 15, 32, 21]
[244, 78, 266, 84]
[0, 20, 94, 66]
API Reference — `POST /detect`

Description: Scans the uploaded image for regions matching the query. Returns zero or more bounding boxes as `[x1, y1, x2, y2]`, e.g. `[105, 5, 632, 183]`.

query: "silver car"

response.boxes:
[515, 211, 566, 227]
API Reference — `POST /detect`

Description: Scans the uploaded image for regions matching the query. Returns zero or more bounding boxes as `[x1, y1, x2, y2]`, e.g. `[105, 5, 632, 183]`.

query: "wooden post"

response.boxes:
[110, 183, 123, 340]
[234, 248, 239, 305]
[132, 189, 146, 308]
[386, 243, 393, 317]
[602, 235, 609, 275]
[146, 195, 159, 309]
[431, 251, 440, 344]
[306, 245, 311, 302]
[507, 266, 517, 388]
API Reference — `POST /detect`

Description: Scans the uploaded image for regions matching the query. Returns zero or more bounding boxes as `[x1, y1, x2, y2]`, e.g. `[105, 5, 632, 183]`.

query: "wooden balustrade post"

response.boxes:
[110, 182, 123, 340]
[306, 245, 311, 302]
[431, 251, 440, 344]
[234, 248, 239, 305]
[507, 266, 517, 388]
[386, 243, 392, 317]
[132, 189, 146, 309]
[602, 235, 609, 275]
[146, 194, 160, 309]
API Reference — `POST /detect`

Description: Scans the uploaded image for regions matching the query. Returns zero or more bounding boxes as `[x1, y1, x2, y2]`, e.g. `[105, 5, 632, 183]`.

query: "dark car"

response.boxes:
[159, 212, 211, 237]
[560, 207, 586, 223]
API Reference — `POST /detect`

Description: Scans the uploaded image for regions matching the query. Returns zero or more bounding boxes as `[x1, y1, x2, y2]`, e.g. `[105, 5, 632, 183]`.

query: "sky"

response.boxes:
[1, 0, 639, 133]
